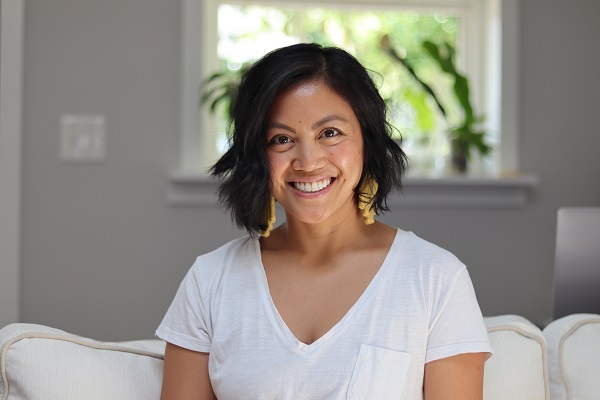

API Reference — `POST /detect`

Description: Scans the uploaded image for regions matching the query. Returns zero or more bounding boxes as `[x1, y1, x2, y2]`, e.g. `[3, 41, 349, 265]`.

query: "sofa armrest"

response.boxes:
[543, 313, 600, 400]
[1, 323, 164, 400]
[484, 315, 549, 400]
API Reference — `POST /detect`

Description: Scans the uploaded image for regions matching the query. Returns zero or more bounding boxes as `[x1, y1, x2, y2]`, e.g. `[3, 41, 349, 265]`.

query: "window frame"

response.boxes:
[178, 0, 519, 176]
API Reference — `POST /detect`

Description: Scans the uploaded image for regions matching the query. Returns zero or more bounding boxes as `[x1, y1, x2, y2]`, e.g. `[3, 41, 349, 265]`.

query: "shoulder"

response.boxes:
[385, 229, 470, 308]
[390, 231, 484, 331]
[186, 235, 258, 282]
[393, 229, 466, 279]
[195, 235, 256, 264]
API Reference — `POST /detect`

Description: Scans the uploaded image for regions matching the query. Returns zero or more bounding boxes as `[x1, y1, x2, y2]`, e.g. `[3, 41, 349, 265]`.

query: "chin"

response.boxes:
[285, 210, 329, 225]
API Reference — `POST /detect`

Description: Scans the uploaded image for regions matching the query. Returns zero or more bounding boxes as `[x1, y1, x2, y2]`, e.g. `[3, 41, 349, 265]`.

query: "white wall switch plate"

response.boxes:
[60, 114, 106, 162]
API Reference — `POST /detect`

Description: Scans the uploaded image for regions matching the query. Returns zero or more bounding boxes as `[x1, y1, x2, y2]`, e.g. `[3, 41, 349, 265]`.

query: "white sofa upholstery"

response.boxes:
[543, 314, 600, 400]
[0, 324, 165, 400]
[1, 314, 597, 399]
[484, 315, 549, 400]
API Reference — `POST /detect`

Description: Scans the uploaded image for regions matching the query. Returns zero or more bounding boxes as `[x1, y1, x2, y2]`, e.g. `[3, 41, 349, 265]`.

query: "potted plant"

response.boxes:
[381, 36, 491, 173]
[200, 65, 248, 122]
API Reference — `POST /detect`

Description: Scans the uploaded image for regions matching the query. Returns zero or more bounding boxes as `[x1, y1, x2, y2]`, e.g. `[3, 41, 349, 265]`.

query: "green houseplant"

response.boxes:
[381, 36, 491, 173]
[200, 65, 248, 123]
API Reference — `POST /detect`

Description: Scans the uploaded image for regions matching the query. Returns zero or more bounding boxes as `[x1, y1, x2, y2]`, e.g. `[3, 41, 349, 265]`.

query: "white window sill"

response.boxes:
[168, 172, 539, 208]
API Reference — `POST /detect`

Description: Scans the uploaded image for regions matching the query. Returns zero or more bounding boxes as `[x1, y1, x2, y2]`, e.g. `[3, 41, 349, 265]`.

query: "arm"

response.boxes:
[161, 342, 217, 400]
[423, 352, 486, 400]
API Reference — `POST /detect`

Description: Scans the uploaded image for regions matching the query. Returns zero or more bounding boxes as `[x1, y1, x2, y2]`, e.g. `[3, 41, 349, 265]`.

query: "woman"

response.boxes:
[157, 43, 492, 399]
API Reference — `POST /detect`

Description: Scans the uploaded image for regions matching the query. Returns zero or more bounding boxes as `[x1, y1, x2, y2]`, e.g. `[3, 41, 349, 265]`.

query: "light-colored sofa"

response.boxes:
[1, 314, 599, 399]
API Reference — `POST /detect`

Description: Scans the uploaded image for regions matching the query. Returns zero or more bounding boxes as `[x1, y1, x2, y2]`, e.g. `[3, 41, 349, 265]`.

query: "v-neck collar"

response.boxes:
[251, 228, 404, 354]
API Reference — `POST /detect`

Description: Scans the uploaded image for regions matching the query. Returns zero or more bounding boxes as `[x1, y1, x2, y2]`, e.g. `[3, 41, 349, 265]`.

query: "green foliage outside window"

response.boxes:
[204, 4, 472, 173]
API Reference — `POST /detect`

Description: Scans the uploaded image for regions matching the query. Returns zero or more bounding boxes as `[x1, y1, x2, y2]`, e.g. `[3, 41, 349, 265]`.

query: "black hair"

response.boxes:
[210, 43, 407, 236]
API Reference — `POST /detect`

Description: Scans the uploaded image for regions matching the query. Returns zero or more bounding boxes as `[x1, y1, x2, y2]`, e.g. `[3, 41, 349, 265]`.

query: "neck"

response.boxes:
[266, 209, 374, 257]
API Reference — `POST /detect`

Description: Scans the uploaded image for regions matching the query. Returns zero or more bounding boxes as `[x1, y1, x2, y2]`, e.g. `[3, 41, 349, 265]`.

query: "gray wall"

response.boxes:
[19, 0, 600, 341]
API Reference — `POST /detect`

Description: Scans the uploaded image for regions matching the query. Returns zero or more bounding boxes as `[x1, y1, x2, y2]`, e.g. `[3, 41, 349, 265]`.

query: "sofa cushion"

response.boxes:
[543, 314, 600, 400]
[1, 323, 165, 400]
[484, 315, 549, 400]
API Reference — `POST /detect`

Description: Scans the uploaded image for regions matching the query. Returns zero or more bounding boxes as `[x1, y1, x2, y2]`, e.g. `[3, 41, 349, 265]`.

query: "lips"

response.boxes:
[292, 178, 333, 193]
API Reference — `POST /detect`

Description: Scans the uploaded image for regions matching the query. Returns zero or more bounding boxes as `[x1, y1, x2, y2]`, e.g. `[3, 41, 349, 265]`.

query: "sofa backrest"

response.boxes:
[3, 316, 581, 400]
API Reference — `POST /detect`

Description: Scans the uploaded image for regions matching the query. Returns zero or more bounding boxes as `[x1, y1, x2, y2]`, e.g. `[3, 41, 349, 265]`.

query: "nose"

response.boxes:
[292, 141, 326, 171]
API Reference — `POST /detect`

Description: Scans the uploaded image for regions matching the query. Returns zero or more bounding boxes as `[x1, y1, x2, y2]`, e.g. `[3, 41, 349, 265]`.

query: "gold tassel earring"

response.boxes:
[261, 196, 277, 237]
[357, 178, 378, 225]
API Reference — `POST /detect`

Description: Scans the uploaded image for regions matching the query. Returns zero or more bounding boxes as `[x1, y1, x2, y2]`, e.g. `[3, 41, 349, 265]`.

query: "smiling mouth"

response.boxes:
[291, 178, 333, 193]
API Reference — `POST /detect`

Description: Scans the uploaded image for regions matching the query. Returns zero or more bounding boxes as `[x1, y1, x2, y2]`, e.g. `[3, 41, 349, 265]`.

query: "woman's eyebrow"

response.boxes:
[267, 114, 349, 133]
[311, 114, 349, 130]
[267, 122, 295, 133]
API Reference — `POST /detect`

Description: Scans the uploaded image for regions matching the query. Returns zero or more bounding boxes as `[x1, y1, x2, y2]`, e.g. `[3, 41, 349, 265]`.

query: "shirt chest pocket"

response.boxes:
[347, 344, 412, 400]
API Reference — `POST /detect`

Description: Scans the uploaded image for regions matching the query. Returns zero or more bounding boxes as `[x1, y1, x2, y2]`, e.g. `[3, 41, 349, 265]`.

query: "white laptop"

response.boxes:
[552, 207, 600, 320]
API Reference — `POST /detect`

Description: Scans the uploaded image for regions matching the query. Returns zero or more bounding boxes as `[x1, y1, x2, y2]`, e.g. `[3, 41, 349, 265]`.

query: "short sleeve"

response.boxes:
[425, 269, 493, 363]
[155, 259, 212, 353]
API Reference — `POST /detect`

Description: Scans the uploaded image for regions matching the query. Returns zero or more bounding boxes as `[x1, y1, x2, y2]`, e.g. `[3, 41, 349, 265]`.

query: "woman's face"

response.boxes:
[265, 79, 364, 226]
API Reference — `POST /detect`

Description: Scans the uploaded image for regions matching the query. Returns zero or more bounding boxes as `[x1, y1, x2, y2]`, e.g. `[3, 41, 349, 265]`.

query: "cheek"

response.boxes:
[266, 152, 290, 180]
[331, 143, 363, 174]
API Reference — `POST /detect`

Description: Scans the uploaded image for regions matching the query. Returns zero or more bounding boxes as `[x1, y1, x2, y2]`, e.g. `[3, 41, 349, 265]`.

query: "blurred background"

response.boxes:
[1, 0, 599, 340]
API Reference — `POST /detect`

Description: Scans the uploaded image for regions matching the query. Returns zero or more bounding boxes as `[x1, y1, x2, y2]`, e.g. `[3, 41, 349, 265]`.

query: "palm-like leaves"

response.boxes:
[200, 66, 248, 121]
[382, 37, 492, 167]
[421, 40, 491, 158]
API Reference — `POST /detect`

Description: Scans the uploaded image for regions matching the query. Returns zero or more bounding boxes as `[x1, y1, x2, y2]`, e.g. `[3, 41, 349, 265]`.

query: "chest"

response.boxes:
[207, 277, 429, 400]
[265, 255, 383, 344]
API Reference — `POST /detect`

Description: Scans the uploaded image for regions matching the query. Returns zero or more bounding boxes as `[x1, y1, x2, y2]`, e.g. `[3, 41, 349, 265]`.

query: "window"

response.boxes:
[179, 0, 519, 177]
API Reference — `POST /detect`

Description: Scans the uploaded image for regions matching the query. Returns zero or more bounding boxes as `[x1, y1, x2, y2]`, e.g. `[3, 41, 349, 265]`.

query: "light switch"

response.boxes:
[60, 115, 106, 162]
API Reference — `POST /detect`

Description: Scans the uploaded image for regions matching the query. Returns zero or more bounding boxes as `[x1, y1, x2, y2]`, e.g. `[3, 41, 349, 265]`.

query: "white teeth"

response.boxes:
[293, 179, 332, 193]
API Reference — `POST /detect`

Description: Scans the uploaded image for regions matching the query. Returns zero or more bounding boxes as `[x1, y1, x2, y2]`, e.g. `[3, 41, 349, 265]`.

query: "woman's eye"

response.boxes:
[270, 135, 291, 145]
[321, 128, 340, 138]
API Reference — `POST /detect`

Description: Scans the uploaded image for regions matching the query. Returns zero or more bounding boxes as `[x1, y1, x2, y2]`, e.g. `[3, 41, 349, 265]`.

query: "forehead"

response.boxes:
[269, 79, 356, 119]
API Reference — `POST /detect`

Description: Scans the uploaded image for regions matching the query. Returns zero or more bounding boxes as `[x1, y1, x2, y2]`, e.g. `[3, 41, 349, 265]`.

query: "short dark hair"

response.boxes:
[210, 43, 407, 236]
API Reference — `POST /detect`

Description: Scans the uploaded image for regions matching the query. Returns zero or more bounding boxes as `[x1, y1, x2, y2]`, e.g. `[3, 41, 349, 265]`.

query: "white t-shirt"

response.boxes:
[156, 229, 492, 399]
